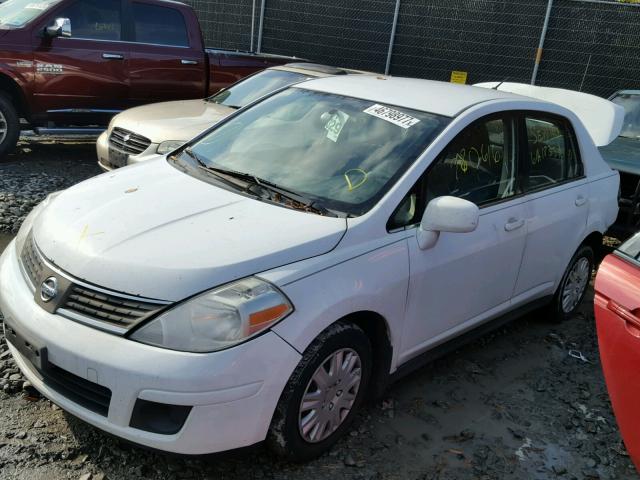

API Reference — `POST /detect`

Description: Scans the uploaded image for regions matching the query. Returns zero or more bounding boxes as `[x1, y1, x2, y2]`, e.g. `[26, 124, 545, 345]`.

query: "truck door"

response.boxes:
[127, 0, 206, 105]
[31, 0, 129, 127]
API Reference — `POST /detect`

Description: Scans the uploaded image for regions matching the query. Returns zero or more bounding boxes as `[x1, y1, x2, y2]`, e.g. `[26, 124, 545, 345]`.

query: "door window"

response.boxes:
[59, 0, 121, 41]
[132, 2, 189, 47]
[389, 116, 516, 230]
[524, 116, 582, 191]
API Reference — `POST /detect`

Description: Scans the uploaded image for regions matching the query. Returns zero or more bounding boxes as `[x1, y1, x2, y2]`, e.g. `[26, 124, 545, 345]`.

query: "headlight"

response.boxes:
[15, 191, 62, 254]
[157, 140, 186, 155]
[129, 277, 293, 353]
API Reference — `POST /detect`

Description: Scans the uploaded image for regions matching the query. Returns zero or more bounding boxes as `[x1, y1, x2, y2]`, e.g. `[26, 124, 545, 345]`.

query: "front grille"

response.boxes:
[19, 231, 167, 332]
[109, 127, 151, 155]
[62, 285, 161, 328]
[41, 362, 112, 416]
[19, 230, 44, 287]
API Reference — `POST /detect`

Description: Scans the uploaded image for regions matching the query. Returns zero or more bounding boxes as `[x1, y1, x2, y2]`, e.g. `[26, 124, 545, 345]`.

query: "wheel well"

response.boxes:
[0, 74, 30, 121]
[582, 231, 604, 261]
[340, 311, 393, 400]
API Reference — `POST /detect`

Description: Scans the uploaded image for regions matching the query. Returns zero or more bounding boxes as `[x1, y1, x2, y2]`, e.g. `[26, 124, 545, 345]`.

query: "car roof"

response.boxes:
[295, 76, 527, 117]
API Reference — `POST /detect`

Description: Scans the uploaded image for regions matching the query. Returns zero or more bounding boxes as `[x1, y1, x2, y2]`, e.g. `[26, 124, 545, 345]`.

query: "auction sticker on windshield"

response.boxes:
[324, 110, 350, 142]
[364, 104, 420, 129]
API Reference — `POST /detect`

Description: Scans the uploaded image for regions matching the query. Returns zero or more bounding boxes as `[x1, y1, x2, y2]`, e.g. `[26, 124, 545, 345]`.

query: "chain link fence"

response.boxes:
[187, 0, 640, 98]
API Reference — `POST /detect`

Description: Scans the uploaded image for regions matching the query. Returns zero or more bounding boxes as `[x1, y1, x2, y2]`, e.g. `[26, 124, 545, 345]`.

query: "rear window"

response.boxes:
[524, 115, 582, 191]
[132, 2, 188, 47]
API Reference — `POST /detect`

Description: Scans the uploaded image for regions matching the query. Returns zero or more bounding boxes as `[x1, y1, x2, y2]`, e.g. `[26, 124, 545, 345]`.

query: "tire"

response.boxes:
[549, 244, 594, 322]
[0, 93, 20, 160]
[267, 322, 372, 462]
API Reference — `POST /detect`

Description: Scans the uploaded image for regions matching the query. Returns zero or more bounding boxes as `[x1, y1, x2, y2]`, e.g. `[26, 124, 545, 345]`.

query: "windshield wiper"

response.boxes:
[185, 150, 335, 216]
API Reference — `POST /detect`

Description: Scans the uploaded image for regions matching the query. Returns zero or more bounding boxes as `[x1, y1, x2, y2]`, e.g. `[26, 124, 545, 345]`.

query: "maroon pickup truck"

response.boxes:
[0, 0, 299, 158]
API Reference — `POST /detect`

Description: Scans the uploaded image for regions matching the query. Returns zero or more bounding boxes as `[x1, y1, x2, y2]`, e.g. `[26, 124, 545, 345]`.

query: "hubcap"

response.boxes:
[0, 110, 6, 145]
[561, 257, 590, 313]
[298, 348, 362, 443]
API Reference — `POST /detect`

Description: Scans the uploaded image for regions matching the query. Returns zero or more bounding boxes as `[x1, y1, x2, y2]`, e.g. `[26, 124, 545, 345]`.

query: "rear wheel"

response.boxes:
[267, 322, 372, 462]
[0, 94, 19, 160]
[550, 244, 594, 322]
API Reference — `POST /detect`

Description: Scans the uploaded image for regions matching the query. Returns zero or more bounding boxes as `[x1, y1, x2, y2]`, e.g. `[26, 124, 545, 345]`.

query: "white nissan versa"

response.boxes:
[0, 77, 622, 461]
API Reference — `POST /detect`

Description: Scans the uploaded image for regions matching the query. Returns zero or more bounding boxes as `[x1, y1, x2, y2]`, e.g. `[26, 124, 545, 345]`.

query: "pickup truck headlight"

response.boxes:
[129, 277, 293, 353]
[157, 140, 186, 155]
[15, 191, 62, 254]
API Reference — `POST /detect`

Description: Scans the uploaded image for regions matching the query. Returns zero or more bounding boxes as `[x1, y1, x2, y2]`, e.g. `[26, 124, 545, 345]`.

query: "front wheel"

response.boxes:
[0, 94, 19, 160]
[550, 244, 594, 322]
[267, 322, 372, 462]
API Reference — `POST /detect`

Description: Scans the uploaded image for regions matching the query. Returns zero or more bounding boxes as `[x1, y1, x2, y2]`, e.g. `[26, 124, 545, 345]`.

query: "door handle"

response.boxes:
[504, 218, 525, 232]
[102, 53, 124, 60]
[607, 300, 640, 333]
[575, 196, 588, 207]
[181, 59, 198, 65]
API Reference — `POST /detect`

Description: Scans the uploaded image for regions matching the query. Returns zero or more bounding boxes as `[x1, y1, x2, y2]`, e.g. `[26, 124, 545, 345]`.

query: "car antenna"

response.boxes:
[492, 78, 510, 90]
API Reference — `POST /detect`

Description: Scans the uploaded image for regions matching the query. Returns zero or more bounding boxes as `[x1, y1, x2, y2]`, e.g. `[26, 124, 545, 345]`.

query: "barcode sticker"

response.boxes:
[363, 104, 420, 129]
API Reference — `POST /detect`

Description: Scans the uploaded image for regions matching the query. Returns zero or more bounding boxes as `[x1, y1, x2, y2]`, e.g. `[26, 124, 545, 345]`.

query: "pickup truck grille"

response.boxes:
[109, 128, 151, 155]
[62, 286, 161, 328]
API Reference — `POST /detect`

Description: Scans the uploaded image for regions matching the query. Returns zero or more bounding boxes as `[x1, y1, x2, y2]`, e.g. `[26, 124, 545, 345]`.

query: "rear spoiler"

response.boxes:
[475, 82, 624, 147]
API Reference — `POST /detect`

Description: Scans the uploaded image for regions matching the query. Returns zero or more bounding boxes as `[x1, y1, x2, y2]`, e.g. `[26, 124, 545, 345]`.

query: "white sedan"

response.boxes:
[0, 76, 621, 461]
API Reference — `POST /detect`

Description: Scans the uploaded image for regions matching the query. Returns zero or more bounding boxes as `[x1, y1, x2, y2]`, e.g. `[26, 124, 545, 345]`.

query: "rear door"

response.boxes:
[126, 0, 205, 105]
[31, 0, 128, 126]
[512, 113, 589, 301]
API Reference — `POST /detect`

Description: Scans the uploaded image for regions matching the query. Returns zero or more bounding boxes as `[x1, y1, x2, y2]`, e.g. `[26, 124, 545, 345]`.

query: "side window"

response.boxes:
[524, 116, 582, 191]
[132, 3, 189, 47]
[59, 0, 122, 41]
[388, 116, 516, 230]
[425, 116, 516, 206]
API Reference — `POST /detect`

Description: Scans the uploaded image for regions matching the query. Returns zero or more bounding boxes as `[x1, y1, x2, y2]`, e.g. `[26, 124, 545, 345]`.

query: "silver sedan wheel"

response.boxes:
[562, 257, 590, 313]
[0, 110, 7, 145]
[298, 348, 362, 444]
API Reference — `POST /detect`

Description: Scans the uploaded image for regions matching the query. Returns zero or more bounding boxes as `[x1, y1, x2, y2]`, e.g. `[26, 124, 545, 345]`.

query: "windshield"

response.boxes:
[0, 0, 60, 28]
[208, 69, 314, 109]
[175, 88, 450, 216]
[611, 93, 640, 139]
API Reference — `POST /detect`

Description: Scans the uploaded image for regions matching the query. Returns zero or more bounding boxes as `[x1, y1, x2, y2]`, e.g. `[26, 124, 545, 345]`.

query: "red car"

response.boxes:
[595, 233, 640, 471]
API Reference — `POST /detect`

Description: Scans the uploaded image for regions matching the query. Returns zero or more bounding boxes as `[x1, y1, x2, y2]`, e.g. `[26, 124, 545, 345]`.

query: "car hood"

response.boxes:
[33, 159, 347, 301]
[599, 136, 640, 176]
[114, 100, 235, 144]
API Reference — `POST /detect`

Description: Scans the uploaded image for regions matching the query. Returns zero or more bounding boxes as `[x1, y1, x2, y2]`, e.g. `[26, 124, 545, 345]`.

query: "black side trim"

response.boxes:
[389, 295, 553, 383]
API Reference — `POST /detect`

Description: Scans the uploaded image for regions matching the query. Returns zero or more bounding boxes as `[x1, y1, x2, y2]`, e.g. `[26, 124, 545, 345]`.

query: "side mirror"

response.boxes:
[45, 18, 71, 38]
[417, 196, 479, 250]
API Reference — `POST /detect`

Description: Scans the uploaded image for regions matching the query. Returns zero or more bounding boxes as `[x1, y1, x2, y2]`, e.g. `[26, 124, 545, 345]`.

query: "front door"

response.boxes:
[395, 114, 528, 363]
[31, 0, 129, 126]
[127, 0, 205, 105]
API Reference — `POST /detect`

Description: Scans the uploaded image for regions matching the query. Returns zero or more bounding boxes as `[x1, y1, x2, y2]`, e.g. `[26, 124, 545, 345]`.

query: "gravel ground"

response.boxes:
[0, 139, 638, 480]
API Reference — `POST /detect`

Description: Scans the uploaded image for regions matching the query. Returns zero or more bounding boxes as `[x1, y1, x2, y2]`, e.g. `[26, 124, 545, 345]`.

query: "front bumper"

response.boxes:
[96, 131, 162, 172]
[0, 242, 301, 454]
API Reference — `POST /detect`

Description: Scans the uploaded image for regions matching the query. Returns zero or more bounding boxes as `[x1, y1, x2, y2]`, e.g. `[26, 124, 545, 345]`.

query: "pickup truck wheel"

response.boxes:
[549, 245, 594, 322]
[0, 94, 19, 160]
[267, 322, 372, 462]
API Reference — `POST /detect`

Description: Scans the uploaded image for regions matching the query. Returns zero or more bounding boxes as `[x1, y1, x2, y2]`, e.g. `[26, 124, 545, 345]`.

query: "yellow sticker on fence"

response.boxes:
[450, 71, 468, 84]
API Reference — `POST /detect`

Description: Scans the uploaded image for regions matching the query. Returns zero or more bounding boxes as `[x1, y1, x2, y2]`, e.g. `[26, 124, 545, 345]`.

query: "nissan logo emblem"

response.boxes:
[123, 133, 131, 143]
[40, 276, 59, 303]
